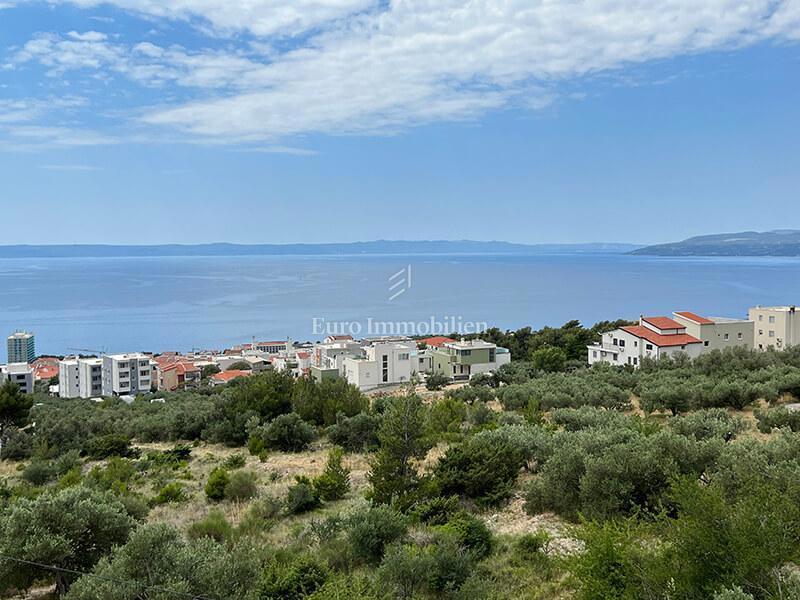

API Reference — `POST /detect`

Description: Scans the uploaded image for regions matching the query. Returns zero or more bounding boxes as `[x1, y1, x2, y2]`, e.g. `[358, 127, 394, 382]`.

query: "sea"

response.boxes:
[1, 252, 800, 357]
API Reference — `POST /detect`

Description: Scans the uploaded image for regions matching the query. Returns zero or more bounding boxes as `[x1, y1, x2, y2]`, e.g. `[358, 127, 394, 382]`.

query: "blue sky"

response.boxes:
[1, 0, 798, 245]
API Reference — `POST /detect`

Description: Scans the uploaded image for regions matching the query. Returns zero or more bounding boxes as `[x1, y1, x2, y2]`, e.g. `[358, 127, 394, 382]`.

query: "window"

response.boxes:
[645, 343, 653, 351]
[460, 349, 472, 356]
[738, 332, 743, 340]
[724, 333, 729, 341]
[612, 338, 619, 346]
[593, 351, 598, 358]
[489, 349, 495, 362]
[619, 339, 625, 348]
[634, 341, 638, 347]
[704, 341, 709, 347]
[769, 316, 776, 323]
[612, 353, 618, 361]
[759, 329, 764, 335]
[398, 353, 409, 360]
[769, 330, 776, 338]
[633, 358, 638, 366]
[759, 315, 763, 321]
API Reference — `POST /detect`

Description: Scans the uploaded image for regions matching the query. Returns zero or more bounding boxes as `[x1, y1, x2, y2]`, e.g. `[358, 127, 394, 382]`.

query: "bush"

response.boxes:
[327, 412, 381, 452]
[425, 372, 450, 391]
[286, 476, 321, 514]
[224, 470, 258, 501]
[187, 510, 233, 544]
[250, 413, 315, 453]
[411, 495, 461, 526]
[346, 506, 407, 563]
[222, 453, 246, 469]
[84, 434, 138, 459]
[151, 482, 186, 506]
[669, 409, 745, 441]
[312, 448, 350, 501]
[255, 555, 328, 600]
[427, 397, 467, 435]
[515, 531, 551, 557]
[291, 377, 368, 427]
[426, 538, 473, 594]
[0, 426, 33, 460]
[755, 407, 800, 433]
[435, 431, 526, 506]
[530, 346, 567, 373]
[22, 458, 56, 486]
[438, 511, 493, 559]
[205, 468, 230, 502]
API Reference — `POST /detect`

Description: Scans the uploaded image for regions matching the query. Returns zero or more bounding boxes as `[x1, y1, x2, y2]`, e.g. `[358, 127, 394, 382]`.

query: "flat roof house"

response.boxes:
[430, 339, 511, 381]
[1, 363, 35, 394]
[672, 311, 754, 351]
[749, 306, 800, 351]
[588, 316, 704, 368]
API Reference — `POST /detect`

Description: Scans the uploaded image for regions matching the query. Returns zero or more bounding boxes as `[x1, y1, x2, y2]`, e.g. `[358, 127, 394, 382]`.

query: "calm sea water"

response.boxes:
[1, 253, 800, 357]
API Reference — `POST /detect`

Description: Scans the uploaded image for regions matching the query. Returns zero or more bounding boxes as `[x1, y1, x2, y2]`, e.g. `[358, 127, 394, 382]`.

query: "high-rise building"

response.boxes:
[7, 331, 35, 364]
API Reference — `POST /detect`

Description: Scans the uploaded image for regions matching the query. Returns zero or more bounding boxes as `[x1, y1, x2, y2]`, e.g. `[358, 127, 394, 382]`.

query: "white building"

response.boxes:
[430, 339, 511, 381]
[343, 339, 419, 390]
[588, 316, 704, 367]
[58, 358, 80, 398]
[102, 353, 154, 396]
[749, 306, 800, 351]
[672, 311, 754, 351]
[78, 358, 103, 398]
[1, 363, 35, 393]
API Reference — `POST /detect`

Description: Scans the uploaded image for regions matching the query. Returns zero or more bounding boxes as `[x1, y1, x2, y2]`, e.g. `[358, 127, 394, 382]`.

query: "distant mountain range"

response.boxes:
[0, 240, 642, 259]
[632, 230, 800, 257]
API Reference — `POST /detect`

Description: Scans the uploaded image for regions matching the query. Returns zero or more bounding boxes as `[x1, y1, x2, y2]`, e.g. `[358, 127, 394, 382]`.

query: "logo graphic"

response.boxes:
[388, 265, 412, 301]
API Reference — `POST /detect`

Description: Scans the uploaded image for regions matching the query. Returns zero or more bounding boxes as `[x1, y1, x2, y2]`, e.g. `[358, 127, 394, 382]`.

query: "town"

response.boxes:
[2, 304, 798, 399]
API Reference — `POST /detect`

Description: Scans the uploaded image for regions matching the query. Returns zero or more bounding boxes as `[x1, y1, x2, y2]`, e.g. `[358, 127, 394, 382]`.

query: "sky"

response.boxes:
[0, 0, 798, 246]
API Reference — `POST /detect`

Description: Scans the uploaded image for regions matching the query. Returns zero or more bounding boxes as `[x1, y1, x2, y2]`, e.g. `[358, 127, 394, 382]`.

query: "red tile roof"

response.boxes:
[211, 370, 252, 383]
[34, 364, 59, 380]
[674, 311, 714, 325]
[622, 325, 702, 347]
[642, 316, 686, 331]
[296, 352, 311, 359]
[419, 336, 456, 348]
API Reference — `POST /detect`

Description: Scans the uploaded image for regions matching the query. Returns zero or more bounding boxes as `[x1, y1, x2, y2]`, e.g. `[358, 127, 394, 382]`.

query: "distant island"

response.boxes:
[631, 230, 800, 257]
[0, 240, 641, 259]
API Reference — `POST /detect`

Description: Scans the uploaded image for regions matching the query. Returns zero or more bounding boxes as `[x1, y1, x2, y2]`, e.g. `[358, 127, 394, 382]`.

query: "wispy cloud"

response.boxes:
[6, 0, 800, 145]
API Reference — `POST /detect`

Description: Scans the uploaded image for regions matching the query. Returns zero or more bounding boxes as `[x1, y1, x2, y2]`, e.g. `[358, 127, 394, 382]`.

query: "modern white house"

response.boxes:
[749, 306, 800, 351]
[343, 338, 419, 390]
[102, 353, 154, 396]
[672, 311, 754, 351]
[430, 339, 511, 381]
[588, 316, 704, 367]
[1, 363, 35, 393]
[78, 358, 103, 398]
[58, 358, 80, 398]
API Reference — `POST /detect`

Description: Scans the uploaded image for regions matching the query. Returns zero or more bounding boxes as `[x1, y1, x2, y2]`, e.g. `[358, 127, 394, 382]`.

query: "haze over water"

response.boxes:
[2, 253, 799, 358]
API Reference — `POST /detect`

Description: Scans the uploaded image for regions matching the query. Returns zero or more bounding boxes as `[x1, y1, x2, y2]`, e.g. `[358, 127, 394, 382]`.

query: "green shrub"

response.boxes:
[713, 587, 755, 600]
[438, 511, 493, 559]
[187, 510, 233, 544]
[205, 468, 230, 502]
[378, 543, 432, 599]
[251, 413, 315, 453]
[86, 458, 137, 494]
[327, 413, 381, 452]
[255, 555, 328, 600]
[346, 506, 407, 564]
[755, 407, 800, 433]
[222, 453, 246, 469]
[84, 434, 138, 460]
[151, 482, 186, 506]
[286, 476, 322, 514]
[427, 397, 467, 435]
[515, 531, 551, 557]
[425, 372, 450, 391]
[435, 431, 526, 506]
[224, 470, 258, 502]
[0, 427, 34, 460]
[312, 448, 350, 501]
[22, 459, 56, 486]
[669, 409, 745, 441]
[426, 537, 473, 594]
[410, 495, 461, 526]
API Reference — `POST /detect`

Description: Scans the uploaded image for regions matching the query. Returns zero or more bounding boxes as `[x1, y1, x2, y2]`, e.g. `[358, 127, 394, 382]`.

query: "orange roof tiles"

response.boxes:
[622, 325, 702, 348]
[642, 316, 686, 330]
[419, 336, 456, 348]
[211, 370, 252, 383]
[674, 311, 715, 325]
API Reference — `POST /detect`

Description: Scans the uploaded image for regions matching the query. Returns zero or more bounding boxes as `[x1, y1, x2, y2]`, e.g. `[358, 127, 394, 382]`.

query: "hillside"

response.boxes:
[631, 230, 800, 256]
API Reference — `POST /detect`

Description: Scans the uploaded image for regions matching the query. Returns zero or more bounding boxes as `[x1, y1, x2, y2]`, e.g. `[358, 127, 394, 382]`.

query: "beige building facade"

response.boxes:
[672, 311, 754, 351]
[749, 306, 800, 351]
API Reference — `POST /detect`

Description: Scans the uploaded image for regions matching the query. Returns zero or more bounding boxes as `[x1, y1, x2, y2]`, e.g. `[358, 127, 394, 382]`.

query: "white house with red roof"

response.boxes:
[588, 315, 704, 367]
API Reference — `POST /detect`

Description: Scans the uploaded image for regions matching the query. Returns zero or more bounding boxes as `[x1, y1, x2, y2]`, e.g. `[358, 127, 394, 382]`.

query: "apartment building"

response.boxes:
[430, 339, 511, 381]
[7, 331, 35, 364]
[1, 363, 35, 393]
[749, 306, 800, 351]
[58, 358, 80, 398]
[672, 311, 754, 351]
[78, 358, 103, 398]
[102, 353, 154, 396]
[588, 316, 704, 367]
[343, 339, 419, 390]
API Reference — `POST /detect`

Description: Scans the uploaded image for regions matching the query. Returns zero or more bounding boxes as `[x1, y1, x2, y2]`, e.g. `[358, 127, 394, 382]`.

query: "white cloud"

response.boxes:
[55, 0, 377, 36]
[5, 125, 117, 147]
[8, 1, 800, 143]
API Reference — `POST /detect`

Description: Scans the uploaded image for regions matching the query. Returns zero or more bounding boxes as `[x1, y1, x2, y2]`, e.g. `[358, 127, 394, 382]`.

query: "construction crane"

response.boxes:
[67, 347, 106, 357]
